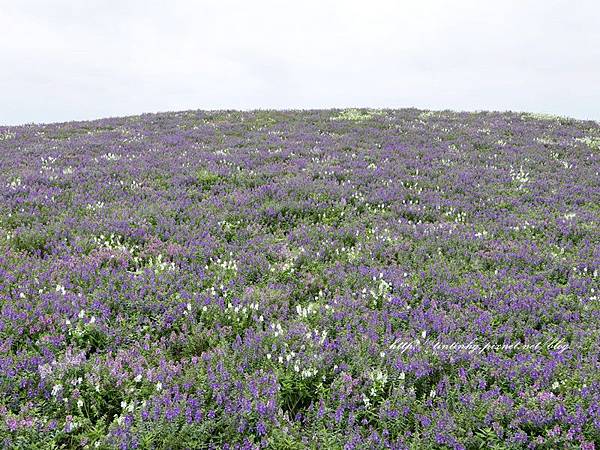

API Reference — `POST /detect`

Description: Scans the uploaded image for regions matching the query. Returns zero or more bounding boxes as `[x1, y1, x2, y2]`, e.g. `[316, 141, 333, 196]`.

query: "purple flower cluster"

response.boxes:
[0, 109, 599, 448]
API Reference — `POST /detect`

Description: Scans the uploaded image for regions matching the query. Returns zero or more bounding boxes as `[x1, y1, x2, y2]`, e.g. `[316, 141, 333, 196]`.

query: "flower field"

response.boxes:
[0, 109, 599, 448]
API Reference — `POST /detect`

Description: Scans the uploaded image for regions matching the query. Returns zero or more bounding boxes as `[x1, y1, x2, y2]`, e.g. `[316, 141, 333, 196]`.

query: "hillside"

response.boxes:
[1, 109, 599, 448]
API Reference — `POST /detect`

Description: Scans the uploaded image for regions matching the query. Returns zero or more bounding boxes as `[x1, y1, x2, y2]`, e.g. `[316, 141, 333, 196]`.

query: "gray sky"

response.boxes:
[1, 0, 599, 125]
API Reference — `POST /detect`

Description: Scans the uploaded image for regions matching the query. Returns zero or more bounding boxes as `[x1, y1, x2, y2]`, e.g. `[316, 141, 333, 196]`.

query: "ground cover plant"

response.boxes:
[0, 108, 599, 449]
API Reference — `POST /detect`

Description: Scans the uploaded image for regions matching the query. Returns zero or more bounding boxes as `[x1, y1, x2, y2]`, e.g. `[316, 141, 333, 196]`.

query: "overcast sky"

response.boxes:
[1, 0, 599, 125]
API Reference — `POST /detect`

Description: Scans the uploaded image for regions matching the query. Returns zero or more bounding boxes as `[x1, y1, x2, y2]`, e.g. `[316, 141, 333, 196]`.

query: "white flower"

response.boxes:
[77, 399, 84, 408]
[51, 384, 62, 396]
[78, 309, 85, 319]
[134, 374, 142, 383]
[362, 393, 371, 407]
[89, 316, 96, 324]
[155, 381, 162, 392]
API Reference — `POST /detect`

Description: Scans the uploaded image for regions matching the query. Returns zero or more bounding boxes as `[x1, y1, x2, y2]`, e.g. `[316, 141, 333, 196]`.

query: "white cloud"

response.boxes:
[1, 0, 598, 124]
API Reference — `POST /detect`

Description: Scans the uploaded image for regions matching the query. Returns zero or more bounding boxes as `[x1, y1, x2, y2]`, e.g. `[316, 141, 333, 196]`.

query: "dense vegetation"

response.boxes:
[0, 109, 599, 449]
